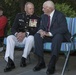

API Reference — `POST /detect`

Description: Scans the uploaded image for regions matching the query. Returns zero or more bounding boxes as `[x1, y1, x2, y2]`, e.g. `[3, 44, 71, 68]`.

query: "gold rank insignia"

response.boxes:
[29, 19, 37, 27]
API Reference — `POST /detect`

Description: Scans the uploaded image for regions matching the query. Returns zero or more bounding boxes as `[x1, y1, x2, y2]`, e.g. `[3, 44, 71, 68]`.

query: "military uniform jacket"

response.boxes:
[11, 12, 40, 35]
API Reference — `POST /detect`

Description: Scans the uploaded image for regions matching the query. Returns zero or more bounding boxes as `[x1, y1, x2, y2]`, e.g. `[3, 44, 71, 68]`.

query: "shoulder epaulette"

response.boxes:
[17, 13, 23, 15]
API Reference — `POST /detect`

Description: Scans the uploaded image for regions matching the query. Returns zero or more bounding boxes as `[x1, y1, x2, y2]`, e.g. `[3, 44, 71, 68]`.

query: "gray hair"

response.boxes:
[25, 2, 34, 8]
[43, 1, 55, 9]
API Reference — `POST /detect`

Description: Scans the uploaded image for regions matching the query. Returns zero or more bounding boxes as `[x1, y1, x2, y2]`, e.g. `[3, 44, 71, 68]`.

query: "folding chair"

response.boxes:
[72, 18, 76, 50]
[61, 17, 76, 75]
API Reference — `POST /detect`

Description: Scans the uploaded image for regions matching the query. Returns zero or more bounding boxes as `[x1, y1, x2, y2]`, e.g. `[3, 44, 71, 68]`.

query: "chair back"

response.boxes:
[71, 18, 76, 49]
[71, 18, 76, 36]
[66, 17, 73, 35]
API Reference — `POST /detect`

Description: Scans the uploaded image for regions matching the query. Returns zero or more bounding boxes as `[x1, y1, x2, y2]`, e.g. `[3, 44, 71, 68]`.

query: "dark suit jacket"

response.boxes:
[39, 10, 71, 42]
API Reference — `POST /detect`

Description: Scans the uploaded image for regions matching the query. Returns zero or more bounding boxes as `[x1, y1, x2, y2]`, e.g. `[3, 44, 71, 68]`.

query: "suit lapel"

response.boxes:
[51, 10, 57, 26]
[44, 14, 48, 24]
[43, 14, 48, 30]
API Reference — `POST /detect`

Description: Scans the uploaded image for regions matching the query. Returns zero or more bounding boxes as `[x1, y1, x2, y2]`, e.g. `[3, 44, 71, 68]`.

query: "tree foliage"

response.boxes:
[55, 3, 76, 17]
[0, 0, 76, 33]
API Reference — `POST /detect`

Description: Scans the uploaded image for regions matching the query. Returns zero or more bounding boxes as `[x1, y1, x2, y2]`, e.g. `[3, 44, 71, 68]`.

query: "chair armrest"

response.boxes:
[70, 34, 76, 41]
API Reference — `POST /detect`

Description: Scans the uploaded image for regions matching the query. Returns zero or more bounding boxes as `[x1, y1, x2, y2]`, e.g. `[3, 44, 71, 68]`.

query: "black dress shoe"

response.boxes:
[4, 57, 15, 72]
[4, 63, 15, 72]
[20, 57, 26, 67]
[46, 55, 56, 75]
[33, 62, 46, 71]
[46, 66, 55, 75]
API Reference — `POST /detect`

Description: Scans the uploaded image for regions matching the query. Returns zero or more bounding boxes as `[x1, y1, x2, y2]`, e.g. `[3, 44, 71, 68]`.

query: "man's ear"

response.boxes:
[24, 5, 26, 12]
[1, 10, 3, 14]
[24, 9, 26, 12]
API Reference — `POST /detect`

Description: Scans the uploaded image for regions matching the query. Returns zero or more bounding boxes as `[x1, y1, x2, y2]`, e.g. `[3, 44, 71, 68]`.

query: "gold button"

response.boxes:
[27, 17, 29, 19]
[26, 22, 28, 23]
[25, 26, 27, 28]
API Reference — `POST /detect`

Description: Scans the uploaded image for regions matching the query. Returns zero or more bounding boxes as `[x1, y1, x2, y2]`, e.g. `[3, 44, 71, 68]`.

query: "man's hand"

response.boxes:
[38, 29, 52, 38]
[37, 29, 43, 33]
[16, 32, 26, 42]
[38, 29, 46, 38]
[40, 31, 46, 38]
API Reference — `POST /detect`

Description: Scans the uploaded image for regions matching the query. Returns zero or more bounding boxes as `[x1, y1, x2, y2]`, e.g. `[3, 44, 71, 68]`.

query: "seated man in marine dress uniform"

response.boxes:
[4, 2, 40, 72]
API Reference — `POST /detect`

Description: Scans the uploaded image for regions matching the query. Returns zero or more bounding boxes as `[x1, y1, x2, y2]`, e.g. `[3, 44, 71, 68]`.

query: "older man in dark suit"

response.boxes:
[33, 1, 71, 75]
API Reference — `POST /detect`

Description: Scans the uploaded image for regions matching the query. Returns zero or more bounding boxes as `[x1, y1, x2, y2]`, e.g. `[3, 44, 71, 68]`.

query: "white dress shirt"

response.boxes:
[48, 10, 55, 36]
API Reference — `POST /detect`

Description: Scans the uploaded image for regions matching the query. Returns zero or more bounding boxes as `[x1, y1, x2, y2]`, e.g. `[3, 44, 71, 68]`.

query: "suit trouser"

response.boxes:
[5, 35, 34, 62]
[34, 33, 63, 59]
